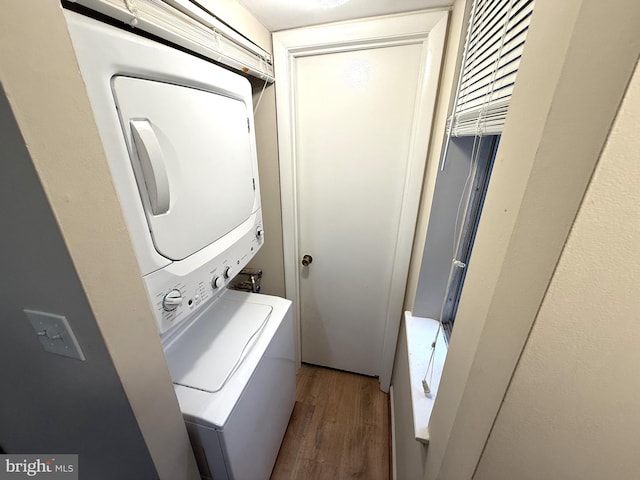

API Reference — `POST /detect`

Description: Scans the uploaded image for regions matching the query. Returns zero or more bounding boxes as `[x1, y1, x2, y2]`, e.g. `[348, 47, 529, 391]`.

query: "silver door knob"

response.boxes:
[301, 254, 313, 267]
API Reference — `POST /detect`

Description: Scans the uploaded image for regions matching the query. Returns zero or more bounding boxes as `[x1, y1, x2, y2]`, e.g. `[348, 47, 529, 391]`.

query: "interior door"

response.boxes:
[275, 12, 448, 387]
[295, 44, 423, 376]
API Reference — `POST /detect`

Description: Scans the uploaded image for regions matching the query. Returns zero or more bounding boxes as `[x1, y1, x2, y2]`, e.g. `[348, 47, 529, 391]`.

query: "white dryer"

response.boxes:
[64, 9, 295, 479]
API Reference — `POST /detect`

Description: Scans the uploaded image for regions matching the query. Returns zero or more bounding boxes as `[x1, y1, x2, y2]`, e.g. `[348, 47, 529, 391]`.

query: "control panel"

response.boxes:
[144, 219, 264, 335]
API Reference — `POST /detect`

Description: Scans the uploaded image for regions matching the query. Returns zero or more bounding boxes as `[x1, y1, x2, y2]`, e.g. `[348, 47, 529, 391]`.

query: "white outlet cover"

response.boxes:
[25, 309, 86, 361]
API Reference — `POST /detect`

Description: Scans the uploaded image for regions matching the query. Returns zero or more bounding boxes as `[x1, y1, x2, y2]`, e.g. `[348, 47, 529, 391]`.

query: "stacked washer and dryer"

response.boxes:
[64, 9, 296, 480]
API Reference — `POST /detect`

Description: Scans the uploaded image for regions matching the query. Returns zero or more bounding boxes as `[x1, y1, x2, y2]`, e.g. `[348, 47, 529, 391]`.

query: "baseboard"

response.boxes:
[390, 385, 397, 480]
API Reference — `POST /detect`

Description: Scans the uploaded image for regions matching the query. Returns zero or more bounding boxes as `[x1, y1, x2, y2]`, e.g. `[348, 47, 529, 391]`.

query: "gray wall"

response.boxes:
[0, 90, 158, 479]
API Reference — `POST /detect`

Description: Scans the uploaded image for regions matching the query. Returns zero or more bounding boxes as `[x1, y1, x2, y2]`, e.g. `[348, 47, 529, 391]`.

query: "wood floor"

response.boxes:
[270, 364, 390, 480]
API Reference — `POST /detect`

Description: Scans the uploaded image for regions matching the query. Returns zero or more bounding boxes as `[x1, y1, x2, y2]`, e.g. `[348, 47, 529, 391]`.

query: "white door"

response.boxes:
[296, 45, 423, 376]
[274, 12, 448, 388]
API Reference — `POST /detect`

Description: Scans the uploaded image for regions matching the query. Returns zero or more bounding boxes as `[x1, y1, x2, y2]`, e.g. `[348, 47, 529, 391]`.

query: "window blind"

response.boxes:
[448, 0, 534, 137]
[70, 0, 274, 82]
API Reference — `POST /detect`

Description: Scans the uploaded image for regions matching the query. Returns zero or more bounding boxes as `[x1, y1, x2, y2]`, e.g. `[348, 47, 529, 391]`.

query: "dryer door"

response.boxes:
[112, 76, 256, 261]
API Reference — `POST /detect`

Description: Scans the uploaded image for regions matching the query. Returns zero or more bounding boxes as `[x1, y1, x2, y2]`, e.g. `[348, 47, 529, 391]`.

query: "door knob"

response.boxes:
[301, 254, 313, 267]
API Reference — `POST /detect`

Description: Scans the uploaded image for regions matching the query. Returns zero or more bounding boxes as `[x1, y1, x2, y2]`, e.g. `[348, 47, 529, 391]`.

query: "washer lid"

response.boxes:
[164, 297, 272, 393]
[112, 76, 256, 261]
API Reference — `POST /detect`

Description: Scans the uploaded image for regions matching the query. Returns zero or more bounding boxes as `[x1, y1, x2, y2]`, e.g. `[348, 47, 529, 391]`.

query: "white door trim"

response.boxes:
[274, 10, 448, 391]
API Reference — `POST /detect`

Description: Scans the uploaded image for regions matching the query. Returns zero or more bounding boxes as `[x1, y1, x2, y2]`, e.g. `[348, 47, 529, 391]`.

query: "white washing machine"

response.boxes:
[64, 9, 295, 479]
[164, 287, 296, 480]
[164, 290, 295, 480]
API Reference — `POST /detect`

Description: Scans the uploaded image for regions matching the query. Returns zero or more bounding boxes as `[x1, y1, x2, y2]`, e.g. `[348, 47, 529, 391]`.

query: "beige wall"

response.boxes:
[403, 0, 470, 311]
[391, 321, 429, 479]
[187, 1, 284, 296]
[197, 0, 272, 53]
[0, 0, 292, 480]
[475, 57, 640, 480]
[389, 0, 467, 476]
[425, 1, 640, 479]
[0, 71, 162, 480]
[1, 0, 274, 477]
[249, 81, 286, 297]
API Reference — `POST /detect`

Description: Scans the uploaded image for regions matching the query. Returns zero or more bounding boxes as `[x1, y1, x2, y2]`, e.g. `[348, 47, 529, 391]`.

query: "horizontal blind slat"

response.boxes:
[465, 3, 510, 63]
[462, 10, 530, 79]
[459, 33, 525, 90]
[449, 0, 534, 137]
[459, 66, 519, 108]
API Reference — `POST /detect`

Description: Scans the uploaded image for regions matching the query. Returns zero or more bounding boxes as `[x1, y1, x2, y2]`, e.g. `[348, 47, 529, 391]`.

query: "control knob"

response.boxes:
[162, 289, 183, 311]
[256, 226, 264, 240]
[224, 266, 234, 279]
[211, 276, 223, 289]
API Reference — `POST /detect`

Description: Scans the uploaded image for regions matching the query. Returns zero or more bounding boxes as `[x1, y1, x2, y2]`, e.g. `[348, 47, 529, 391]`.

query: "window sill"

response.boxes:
[405, 312, 448, 444]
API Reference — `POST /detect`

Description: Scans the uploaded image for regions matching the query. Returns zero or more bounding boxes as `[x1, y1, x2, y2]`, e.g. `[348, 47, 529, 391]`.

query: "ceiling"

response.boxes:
[236, 0, 455, 32]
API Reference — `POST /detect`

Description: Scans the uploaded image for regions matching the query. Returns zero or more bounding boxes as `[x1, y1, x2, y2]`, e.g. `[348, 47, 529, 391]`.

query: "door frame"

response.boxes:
[273, 10, 448, 391]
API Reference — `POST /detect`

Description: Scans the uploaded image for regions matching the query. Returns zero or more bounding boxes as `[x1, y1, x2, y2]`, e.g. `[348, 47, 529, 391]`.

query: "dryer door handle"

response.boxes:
[130, 119, 171, 215]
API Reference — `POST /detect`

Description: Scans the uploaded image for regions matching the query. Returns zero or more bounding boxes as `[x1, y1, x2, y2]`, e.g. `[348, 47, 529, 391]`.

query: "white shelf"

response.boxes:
[405, 312, 448, 444]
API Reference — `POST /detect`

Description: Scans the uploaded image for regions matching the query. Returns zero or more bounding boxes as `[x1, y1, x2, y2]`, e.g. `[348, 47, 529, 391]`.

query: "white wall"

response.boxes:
[475, 57, 640, 480]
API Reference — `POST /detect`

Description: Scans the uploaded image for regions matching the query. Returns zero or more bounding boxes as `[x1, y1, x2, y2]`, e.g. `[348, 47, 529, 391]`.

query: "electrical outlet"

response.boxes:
[25, 309, 86, 361]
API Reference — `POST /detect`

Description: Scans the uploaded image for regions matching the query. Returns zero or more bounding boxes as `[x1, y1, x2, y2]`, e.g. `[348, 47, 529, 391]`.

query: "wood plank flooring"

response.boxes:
[271, 364, 390, 480]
